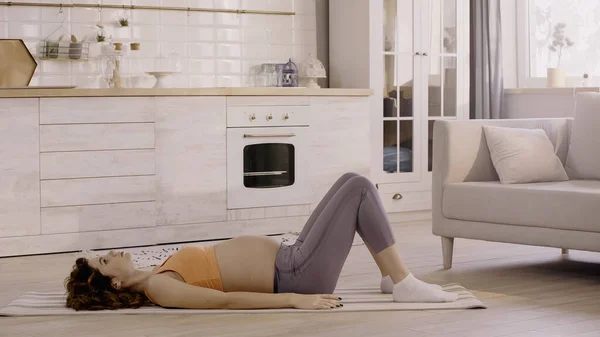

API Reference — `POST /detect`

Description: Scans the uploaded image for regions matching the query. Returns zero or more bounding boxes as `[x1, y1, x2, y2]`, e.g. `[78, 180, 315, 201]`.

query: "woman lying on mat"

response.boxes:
[65, 173, 457, 311]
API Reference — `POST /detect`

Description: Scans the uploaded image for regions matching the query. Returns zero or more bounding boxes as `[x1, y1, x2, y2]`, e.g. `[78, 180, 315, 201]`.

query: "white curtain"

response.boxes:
[470, 0, 504, 119]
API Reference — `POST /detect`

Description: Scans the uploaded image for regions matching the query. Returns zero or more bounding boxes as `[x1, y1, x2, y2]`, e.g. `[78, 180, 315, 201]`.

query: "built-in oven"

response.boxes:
[226, 106, 311, 209]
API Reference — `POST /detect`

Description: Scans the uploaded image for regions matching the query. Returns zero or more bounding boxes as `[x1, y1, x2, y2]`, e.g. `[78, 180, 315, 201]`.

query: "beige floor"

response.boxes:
[1, 220, 600, 337]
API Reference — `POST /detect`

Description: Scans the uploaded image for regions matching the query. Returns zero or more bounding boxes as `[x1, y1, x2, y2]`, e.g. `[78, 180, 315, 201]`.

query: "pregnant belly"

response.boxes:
[214, 236, 281, 293]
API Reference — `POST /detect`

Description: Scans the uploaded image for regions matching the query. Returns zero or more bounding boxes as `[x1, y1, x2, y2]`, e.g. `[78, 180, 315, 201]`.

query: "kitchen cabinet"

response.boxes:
[309, 96, 371, 210]
[329, 0, 469, 213]
[155, 97, 228, 227]
[0, 89, 371, 257]
[37, 97, 157, 243]
[0, 98, 40, 237]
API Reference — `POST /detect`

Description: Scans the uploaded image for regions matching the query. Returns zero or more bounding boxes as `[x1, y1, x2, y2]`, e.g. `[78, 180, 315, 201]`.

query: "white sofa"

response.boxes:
[432, 117, 600, 269]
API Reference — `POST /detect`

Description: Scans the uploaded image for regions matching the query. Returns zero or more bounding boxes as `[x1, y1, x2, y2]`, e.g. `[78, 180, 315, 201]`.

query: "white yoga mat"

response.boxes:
[0, 284, 485, 316]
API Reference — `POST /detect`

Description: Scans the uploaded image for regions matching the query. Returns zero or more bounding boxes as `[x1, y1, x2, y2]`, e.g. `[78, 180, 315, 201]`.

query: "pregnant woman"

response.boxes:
[66, 173, 457, 311]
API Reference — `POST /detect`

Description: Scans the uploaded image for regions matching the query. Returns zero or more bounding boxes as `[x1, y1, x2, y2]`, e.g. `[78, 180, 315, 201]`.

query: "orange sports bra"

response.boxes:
[145, 245, 224, 304]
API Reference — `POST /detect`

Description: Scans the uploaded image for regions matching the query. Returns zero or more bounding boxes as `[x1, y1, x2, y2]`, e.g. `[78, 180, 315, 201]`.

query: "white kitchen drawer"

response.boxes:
[380, 190, 432, 213]
[41, 175, 155, 207]
[42, 201, 156, 234]
[227, 96, 309, 106]
[40, 97, 155, 124]
[40, 123, 155, 152]
[227, 105, 311, 127]
[41, 149, 155, 180]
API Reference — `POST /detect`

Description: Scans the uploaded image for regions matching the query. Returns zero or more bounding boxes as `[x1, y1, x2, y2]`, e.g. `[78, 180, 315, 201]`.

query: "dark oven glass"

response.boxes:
[243, 143, 295, 188]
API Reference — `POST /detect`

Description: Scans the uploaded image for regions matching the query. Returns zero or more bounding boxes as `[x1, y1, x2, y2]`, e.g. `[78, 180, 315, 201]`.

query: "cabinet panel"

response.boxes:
[40, 97, 155, 124]
[309, 96, 370, 207]
[226, 106, 311, 127]
[42, 201, 155, 234]
[41, 176, 155, 207]
[227, 96, 309, 106]
[0, 227, 156, 257]
[41, 150, 155, 180]
[40, 123, 155, 152]
[155, 97, 227, 226]
[0, 98, 41, 237]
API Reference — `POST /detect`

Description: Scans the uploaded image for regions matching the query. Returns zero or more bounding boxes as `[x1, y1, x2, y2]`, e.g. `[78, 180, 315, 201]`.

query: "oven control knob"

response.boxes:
[266, 113, 273, 121]
[284, 113, 290, 120]
[249, 114, 256, 121]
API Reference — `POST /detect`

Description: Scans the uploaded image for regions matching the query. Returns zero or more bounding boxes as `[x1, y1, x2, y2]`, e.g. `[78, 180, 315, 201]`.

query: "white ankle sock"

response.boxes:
[380, 275, 442, 294]
[392, 273, 458, 303]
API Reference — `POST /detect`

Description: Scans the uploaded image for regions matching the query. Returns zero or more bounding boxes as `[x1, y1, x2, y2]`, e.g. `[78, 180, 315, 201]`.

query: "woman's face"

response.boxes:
[87, 250, 134, 285]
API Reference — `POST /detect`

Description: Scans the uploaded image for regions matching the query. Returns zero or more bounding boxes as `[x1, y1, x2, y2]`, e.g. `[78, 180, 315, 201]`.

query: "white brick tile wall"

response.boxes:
[268, 0, 294, 12]
[242, 27, 267, 43]
[241, 0, 268, 11]
[1, 0, 317, 88]
[189, 58, 216, 74]
[214, 0, 240, 10]
[189, 0, 214, 8]
[0, 24, 5, 39]
[270, 29, 294, 45]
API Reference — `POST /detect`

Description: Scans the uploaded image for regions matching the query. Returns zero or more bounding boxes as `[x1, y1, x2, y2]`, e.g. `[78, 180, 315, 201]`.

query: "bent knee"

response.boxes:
[346, 175, 374, 189]
[340, 172, 361, 180]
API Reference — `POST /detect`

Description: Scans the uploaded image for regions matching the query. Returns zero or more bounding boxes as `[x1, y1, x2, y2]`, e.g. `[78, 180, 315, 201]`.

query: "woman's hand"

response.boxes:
[291, 294, 343, 310]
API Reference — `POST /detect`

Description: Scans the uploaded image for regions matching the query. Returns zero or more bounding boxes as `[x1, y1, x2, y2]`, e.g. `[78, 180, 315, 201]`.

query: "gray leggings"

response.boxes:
[274, 173, 396, 294]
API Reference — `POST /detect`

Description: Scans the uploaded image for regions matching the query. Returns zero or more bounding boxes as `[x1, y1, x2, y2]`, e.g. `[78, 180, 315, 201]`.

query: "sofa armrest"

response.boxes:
[432, 118, 572, 234]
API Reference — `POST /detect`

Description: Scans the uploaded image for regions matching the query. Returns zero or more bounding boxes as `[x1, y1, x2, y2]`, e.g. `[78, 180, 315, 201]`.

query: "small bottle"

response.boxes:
[168, 51, 182, 73]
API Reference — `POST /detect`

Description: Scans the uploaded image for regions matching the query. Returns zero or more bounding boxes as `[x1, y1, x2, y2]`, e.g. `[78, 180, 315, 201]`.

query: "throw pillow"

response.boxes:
[565, 93, 600, 179]
[483, 125, 569, 184]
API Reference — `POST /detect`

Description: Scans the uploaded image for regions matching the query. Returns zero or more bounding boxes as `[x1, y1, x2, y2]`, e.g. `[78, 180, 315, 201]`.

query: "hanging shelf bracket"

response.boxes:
[0, 1, 295, 16]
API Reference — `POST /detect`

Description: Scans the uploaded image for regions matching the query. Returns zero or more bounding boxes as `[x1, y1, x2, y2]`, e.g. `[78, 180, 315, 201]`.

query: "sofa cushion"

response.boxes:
[566, 93, 600, 180]
[483, 125, 569, 184]
[442, 180, 600, 233]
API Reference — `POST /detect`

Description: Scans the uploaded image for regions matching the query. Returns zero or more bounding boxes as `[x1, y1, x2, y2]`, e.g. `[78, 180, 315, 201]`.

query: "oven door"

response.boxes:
[226, 126, 310, 209]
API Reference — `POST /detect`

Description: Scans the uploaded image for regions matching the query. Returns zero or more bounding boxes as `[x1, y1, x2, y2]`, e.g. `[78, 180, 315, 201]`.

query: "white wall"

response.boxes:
[501, 0, 518, 88]
[0, 0, 318, 88]
[503, 91, 578, 118]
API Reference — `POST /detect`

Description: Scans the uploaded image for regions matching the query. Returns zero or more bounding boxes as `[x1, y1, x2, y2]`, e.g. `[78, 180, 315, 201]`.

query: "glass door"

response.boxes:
[380, 0, 421, 183]
[422, 0, 459, 176]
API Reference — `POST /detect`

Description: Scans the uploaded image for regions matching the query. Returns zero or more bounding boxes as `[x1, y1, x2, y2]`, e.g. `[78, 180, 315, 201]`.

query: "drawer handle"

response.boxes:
[392, 193, 403, 201]
[244, 133, 296, 138]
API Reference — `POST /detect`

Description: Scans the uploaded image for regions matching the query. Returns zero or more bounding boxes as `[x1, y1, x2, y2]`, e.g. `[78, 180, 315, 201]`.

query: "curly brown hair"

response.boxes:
[64, 257, 147, 311]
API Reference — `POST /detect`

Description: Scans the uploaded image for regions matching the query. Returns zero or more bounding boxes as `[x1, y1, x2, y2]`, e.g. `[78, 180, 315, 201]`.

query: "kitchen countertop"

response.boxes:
[0, 87, 373, 98]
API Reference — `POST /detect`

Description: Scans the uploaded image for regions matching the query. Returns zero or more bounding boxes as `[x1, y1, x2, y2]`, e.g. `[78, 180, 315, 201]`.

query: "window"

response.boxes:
[518, 0, 600, 87]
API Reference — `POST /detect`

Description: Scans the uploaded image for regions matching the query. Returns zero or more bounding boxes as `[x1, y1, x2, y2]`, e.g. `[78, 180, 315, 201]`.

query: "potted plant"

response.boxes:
[547, 23, 574, 88]
[44, 33, 69, 59]
[69, 34, 83, 60]
[44, 39, 60, 59]
[96, 31, 106, 43]
[118, 17, 129, 27]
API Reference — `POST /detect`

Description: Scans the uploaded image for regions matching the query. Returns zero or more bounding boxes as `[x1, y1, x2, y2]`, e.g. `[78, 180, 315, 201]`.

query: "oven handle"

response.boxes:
[244, 171, 287, 177]
[243, 133, 296, 138]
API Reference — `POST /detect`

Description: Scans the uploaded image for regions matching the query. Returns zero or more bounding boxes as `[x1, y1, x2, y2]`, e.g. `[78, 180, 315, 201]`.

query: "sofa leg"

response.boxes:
[442, 237, 454, 269]
[561, 248, 569, 255]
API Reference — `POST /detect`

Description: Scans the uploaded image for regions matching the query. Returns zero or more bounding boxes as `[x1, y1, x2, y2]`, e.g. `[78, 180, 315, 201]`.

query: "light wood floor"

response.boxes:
[2, 220, 600, 337]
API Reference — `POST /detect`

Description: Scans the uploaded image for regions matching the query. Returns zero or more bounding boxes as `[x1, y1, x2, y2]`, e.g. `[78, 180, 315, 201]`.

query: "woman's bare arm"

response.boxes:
[146, 274, 341, 310]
